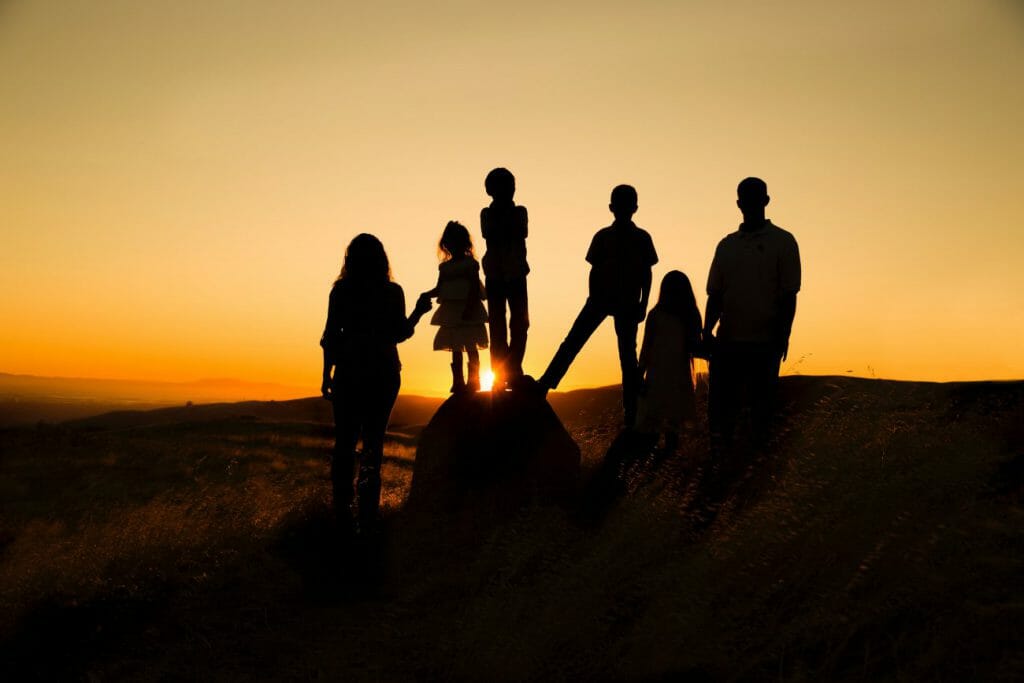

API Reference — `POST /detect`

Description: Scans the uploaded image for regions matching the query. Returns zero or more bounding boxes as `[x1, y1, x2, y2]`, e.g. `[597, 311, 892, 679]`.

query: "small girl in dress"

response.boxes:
[423, 221, 489, 392]
[635, 270, 703, 454]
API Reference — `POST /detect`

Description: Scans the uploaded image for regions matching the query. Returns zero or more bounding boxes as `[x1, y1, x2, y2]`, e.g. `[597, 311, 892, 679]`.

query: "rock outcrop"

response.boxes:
[405, 389, 580, 518]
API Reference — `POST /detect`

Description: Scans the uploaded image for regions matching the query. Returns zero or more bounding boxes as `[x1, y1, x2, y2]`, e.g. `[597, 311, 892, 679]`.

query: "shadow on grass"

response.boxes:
[269, 509, 391, 604]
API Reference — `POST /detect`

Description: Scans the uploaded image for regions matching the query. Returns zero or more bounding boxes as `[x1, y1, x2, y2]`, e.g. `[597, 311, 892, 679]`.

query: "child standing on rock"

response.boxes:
[423, 221, 489, 393]
[480, 167, 530, 390]
[635, 270, 703, 454]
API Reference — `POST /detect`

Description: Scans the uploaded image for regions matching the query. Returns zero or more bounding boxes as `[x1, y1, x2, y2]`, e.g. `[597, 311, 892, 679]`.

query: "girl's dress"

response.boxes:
[430, 256, 489, 351]
[635, 307, 698, 433]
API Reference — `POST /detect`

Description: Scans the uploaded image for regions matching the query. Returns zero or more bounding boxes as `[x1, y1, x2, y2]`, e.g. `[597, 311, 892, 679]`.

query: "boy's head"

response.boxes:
[485, 167, 516, 201]
[609, 184, 638, 220]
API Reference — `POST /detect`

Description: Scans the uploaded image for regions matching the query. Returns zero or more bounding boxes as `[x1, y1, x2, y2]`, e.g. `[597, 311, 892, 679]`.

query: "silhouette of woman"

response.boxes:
[321, 234, 432, 532]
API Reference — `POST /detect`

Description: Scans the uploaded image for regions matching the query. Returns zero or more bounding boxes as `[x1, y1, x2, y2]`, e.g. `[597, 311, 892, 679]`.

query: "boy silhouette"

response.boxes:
[538, 184, 658, 426]
[481, 167, 530, 389]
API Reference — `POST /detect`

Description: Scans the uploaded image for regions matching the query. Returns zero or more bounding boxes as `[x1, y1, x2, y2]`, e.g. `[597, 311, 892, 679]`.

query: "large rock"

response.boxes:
[405, 389, 580, 517]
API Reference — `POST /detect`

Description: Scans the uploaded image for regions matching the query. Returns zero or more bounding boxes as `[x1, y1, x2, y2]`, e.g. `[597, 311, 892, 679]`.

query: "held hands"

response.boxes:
[695, 330, 715, 360]
[320, 375, 332, 400]
[413, 292, 434, 317]
[634, 302, 648, 323]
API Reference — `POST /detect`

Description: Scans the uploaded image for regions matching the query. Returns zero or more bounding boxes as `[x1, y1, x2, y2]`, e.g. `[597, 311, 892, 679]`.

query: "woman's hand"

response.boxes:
[321, 375, 332, 399]
[414, 292, 433, 317]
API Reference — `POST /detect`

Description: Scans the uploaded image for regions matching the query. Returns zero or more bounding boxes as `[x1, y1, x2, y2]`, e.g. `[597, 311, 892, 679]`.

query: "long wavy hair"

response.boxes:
[336, 233, 392, 284]
[437, 221, 474, 262]
[653, 270, 701, 331]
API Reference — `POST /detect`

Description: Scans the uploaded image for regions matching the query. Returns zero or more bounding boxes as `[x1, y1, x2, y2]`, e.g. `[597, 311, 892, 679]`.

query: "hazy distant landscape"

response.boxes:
[1, 376, 1021, 680]
[0, 373, 310, 426]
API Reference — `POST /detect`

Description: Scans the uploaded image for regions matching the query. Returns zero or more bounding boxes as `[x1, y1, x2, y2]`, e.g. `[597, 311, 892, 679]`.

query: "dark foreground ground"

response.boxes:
[1, 377, 1022, 681]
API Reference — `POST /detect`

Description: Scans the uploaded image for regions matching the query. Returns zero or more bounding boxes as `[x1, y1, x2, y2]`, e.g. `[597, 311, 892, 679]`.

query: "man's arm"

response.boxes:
[703, 291, 722, 341]
[776, 291, 797, 361]
[776, 234, 801, 361]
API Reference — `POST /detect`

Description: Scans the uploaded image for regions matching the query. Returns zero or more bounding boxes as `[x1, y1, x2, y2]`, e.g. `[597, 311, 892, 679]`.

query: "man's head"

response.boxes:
[736, 177, 770, 224]
[609, 184, 638, 221]
[485, 167, 516, 201]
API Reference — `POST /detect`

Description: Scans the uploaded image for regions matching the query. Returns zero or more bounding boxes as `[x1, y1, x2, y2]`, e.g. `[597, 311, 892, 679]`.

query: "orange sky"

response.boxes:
[2, 1, 1022, 397]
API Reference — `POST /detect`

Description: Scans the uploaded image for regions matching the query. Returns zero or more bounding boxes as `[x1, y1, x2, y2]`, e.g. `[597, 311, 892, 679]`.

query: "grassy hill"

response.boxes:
[0, 377, 1021, 680]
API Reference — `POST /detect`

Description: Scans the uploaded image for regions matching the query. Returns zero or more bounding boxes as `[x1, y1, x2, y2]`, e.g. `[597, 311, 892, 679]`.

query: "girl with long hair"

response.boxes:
[635, 270, 703, 454]
[422, 221, 489, 392]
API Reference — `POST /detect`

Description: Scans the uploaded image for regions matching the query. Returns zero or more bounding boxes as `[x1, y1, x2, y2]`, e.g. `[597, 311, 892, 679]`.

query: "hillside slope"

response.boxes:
[0, 377, 1021, 680]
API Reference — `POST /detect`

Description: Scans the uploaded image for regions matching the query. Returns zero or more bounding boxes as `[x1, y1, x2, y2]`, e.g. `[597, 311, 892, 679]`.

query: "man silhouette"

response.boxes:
[704, 177, 801, 456]
[538, 184, 657, 427]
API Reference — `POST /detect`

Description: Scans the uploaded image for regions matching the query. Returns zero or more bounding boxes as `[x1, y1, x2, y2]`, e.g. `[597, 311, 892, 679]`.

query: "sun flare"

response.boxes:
[479, 369, 494, 392]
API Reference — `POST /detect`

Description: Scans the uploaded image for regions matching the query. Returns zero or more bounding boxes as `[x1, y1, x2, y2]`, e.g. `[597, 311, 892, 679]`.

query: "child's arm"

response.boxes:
[636, 268, 652, 322]
[517, 206, 528, 239]
[421, 267, 443, 299]
[638, 317, 653, 379]
[480, 208, 491, 240]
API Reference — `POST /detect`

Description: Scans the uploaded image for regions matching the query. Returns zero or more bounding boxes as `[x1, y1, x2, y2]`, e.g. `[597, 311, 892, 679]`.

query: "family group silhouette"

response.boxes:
[321, 171, 801, 531]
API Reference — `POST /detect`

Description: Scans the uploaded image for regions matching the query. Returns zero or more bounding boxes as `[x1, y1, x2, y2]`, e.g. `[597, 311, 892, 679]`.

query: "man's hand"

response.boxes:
[321, 376, 332, 399]
[635, 302, 648, 323]
[699, 330, 716, 360]
[779, 337, 790, 363]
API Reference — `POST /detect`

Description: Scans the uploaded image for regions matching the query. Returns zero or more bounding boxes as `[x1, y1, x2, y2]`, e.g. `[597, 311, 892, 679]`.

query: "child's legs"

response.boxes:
[540, 299, 606, 388]
[613, 313, 641, 425]
[486, 279, 509, 373]
[466, 346, 480, 386]
[450, 348, 465, 388]
[507, 277, 529, 377]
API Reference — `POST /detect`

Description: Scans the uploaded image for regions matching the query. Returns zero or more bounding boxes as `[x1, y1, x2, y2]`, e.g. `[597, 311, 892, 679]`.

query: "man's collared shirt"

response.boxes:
[707, 219, 801, 343]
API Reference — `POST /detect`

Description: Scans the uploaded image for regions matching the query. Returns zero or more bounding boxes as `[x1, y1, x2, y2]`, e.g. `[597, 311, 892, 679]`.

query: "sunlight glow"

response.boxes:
[479, 369, 494, 392]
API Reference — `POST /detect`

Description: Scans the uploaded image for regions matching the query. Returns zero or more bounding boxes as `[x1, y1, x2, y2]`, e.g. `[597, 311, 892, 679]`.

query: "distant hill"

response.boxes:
[0, 372, 312, 426]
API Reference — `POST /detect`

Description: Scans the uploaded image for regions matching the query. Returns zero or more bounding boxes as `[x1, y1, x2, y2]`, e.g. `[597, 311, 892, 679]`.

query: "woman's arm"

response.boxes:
[320, 287, 339, 398]
[390, 284, 432, 344]
[321, 346, 333, 398]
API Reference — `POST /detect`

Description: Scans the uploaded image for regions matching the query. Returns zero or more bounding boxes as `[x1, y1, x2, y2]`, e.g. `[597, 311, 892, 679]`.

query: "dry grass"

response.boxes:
[0, 378, 1022, 681]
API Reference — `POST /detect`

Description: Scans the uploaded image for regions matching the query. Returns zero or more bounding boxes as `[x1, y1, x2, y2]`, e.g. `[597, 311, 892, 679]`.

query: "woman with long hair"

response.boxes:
[320, 233, 431, 533]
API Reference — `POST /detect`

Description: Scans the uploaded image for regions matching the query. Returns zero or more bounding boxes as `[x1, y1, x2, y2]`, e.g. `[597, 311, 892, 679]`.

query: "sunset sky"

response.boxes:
[2, 1, 1022, 397]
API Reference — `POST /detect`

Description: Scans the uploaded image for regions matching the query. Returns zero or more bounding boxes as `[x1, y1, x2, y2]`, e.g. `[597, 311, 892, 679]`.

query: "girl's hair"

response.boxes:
[438, 221, 474, 261]
[337, 233, 392, 283]
[654, 270, 702, 330]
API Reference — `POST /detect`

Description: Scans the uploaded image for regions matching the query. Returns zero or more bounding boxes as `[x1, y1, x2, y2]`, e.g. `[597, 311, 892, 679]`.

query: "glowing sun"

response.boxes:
[479, 369, 495, 392]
